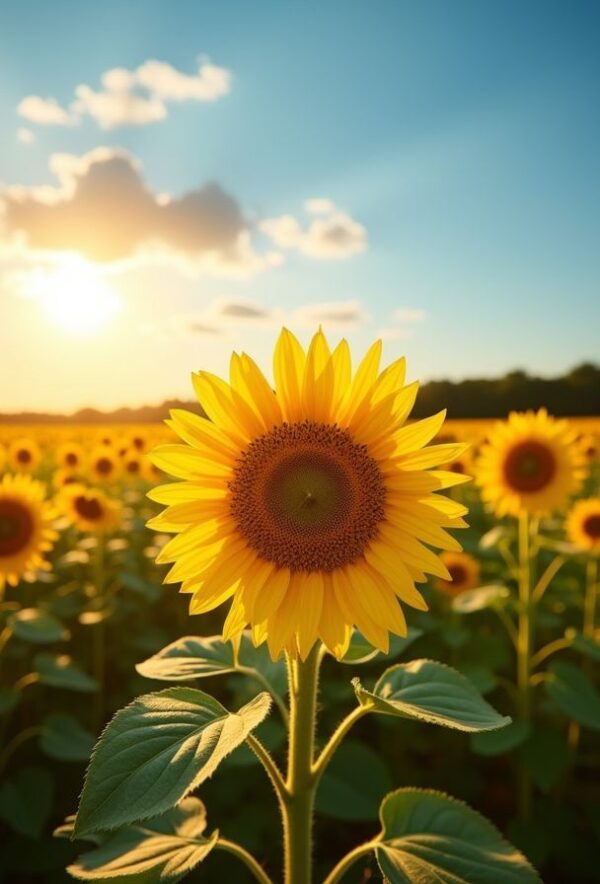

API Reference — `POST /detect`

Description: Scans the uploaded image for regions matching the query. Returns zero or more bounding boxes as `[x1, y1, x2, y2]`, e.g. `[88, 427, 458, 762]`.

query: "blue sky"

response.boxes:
[1, 0, 599, 412]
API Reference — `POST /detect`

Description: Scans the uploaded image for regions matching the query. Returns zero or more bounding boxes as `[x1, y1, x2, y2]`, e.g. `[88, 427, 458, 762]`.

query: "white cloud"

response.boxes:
[392, 307, 427, 322]
[17, 96, 75, 126]
[378, 327, 414, 341]
[291, 299, 368, 329]
[16, 57, 231, 131]
[16, 128, 35, 144]
[72, 81, 167, 130]
[172, 297, 367, 338]
[304, 197, 335, 215]
[261, 201, 367, 260]
[135, 59, 230, 102]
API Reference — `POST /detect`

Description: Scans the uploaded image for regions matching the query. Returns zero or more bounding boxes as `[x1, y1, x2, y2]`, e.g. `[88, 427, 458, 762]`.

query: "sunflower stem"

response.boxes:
[322, 839, 379, 884]
[516, 511, 533, 823]
[283, 645, 320, 884]
[216, 838, 275, 884]
[584, 557, 598, 638]
[92, 537, 106, 732]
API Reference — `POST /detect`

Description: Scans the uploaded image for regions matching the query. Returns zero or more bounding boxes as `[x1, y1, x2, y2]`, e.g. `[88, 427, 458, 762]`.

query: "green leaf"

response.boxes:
[375, 789, 540, 883]
[0, 765, 54, 838]
[0, 686, 20, 716]
[34, 652, 98, 692]
[136, 632, 287, 696]
[544, 661, 600, 730]
[118, 571, 162, 603]
[67, 798, 218, 883]
[570, 631, 600, 661]
[519, 727, 569, 792]
[9, 608, 69, 643]
[470, 719, 530, 756]
[40, 713, 95, 762]
[353, 659, 511, 732]
[340, 628, 423, 664]
[315, 740, 391, 821]
[74, 688, 271, 836]
[456, 664, 498, 695]
[479, 526, 509, 550]
[452, 585, 509, 613]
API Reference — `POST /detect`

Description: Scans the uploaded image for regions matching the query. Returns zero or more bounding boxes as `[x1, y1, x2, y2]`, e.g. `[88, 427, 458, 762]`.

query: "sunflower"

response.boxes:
[566, 498, 600, 554]
[89, 447, 119, 483]
[9, 437, 41, 473]
[122, 449, 143, 478]
[52, 467, 80, 491]
[148, 328, 469, 660]
[577, 433, 598, 464]
[0, 443, 6, 474]
[476, 409, 584, 518]
[58, 483, 121, 533]
[0, 473, 58, 591]
[436, 551, 481, 596]
[57, 441, 84, 471]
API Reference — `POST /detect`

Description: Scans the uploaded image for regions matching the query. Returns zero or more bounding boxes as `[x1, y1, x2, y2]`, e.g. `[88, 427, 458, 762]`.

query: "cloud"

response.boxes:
[17, 57, 231, 130]
[172, 297, 367, 338]
[261, 201, 367, 260]
[16, 128, 35, 144]
[1, 147, 255, 271]
[304, 197, 335, 215]
[17, 96, 75, 126]
[291, 299, 368, 329]
[392, 307, 427, 322]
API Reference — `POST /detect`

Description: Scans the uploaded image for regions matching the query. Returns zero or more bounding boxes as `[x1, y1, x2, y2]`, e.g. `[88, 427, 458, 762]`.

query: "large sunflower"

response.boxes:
[0, 473, 58, 591]
[148, 328, 470, 660]
[566, 498, 600, 554]
[476, 409, 584, 518]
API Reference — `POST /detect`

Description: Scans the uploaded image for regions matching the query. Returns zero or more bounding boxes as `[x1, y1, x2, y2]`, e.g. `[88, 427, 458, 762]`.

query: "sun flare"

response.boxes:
[28, 258, 122, 334]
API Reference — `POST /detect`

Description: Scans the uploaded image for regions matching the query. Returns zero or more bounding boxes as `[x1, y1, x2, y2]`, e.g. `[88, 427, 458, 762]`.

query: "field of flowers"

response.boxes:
[0, 397, 599, 883]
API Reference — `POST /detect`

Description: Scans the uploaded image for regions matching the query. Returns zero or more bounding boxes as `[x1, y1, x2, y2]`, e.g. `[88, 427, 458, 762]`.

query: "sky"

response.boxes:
[1, 0, 599, 413]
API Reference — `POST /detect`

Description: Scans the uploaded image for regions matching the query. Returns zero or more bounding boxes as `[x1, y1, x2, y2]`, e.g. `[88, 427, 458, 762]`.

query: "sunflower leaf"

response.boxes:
[543, 661, 600, 730]
[66, 798, 218, 882]
[374, 788, 541, 883]
[73, 688, 271, 837]
[34, 652, 98, 692]
[353, 659, 510, 732]
[452, 585, 509, 613]
[9, 608, 69, 643]
[136, 632, 287, 696]
[339, 628, 423, 665]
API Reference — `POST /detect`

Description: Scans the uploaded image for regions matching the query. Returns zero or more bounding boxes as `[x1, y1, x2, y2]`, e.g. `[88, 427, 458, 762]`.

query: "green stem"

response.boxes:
[216, 838, 275, 884]
[516, 511, 533, 822]
[584, 558, 598, 638]
[93, 538, 106, 731]
[239, 666, 289, 726]
[531, 637, 573, 669]
[313, 705, 369, 786]
[246, 733, 288, 808]
[322, 840, 378, 884]
[0, 726, 42, 775]
[283, 646, 320, 884]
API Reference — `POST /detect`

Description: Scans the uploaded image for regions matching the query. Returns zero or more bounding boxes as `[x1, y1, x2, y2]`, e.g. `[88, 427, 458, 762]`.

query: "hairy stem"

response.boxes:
[283, 646, 320, 884]
[516, 511, 533, 822]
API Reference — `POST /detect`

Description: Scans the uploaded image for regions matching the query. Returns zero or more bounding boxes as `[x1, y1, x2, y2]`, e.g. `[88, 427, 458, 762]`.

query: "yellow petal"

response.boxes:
[273, 328, 306, 422]
[296, 572, 324, 660]
[302, 329, 333, 423]
[167, 409, 238, 462]
[230, 353, 282, 430]
[150, 445, 232, 481]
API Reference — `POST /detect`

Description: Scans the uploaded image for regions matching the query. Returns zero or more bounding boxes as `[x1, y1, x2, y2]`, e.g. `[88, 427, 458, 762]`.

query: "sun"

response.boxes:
[29, 257, 122, 334]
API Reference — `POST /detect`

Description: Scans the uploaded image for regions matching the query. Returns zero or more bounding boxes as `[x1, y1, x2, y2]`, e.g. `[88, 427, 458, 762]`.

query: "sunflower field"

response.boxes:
[0, 332, 599, 884]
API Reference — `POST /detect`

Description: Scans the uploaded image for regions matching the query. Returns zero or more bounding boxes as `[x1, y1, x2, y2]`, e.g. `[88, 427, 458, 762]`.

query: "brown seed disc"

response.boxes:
[74, 495, 104, 521]
[503, 440, 556, 493]
[0, 499, 34, 557]
[448, 564, 468, 586]
[16, 449, 32, 464]
[583, 513, 600, 540]
[229, 421, 385, 572]
[96, 457, 113, 476]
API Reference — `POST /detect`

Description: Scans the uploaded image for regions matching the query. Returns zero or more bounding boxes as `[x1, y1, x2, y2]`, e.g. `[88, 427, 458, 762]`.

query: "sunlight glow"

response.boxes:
[28, 258, 122, 333]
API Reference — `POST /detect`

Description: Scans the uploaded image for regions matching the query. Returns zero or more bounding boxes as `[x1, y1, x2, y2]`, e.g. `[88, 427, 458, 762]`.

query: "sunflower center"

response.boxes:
[96, 457, 113, 475]
[229, 421, 385, 572]
[74, 495, 103, 521]
[0, 499, 34, 557]
[583, 514, 600, 540]
[448, 564, 468, 585]
[503, 440, 556, 493]
[16, 448, 32, 464]
[65, 452, 78, 467]
[127, 460, 140, 473]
